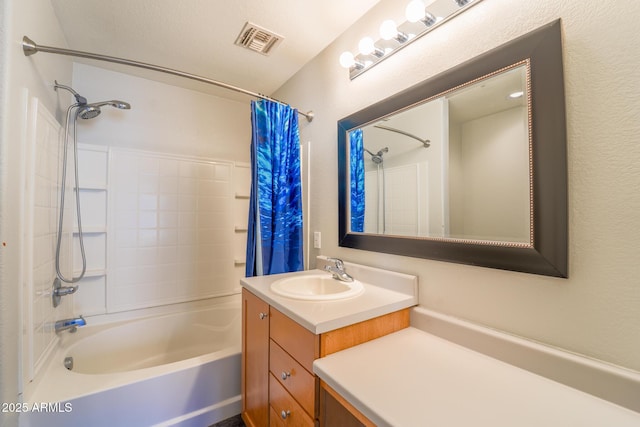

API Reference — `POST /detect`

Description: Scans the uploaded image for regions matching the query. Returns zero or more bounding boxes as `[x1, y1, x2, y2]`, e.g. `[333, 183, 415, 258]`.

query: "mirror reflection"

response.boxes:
[348, 63, 531, 245]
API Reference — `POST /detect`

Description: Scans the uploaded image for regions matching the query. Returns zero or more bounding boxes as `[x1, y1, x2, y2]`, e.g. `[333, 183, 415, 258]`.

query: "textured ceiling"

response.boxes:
[49, 0, 381, 101]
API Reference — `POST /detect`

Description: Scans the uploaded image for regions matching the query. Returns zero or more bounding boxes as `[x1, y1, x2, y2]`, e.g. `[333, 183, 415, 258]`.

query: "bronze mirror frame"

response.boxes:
[338, 20, 567, 277]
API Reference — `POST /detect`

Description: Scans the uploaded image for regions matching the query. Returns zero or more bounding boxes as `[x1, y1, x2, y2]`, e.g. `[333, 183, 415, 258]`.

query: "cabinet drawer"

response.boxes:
[270, 308, 318, 372]
[270, 340, 315, 416]
[269, 374, 314, 427]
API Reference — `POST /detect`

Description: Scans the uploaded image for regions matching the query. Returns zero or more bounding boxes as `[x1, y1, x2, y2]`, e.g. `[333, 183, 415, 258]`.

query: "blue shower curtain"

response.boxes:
[246, 99, 303, 276]
[350, 129, 365, 232]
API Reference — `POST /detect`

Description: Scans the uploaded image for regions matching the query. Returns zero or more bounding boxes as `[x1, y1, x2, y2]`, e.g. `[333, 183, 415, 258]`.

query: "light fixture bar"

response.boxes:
[341, 0, 485, 80]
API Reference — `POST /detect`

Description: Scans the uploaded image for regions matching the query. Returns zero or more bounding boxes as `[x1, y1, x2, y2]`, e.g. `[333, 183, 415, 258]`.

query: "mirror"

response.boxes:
[351, 63, 531, 243]
[338, 20, 567, 277]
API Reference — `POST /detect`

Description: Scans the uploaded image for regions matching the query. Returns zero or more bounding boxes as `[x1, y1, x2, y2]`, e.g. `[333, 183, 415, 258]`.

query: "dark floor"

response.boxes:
[209, 414, 245, 427]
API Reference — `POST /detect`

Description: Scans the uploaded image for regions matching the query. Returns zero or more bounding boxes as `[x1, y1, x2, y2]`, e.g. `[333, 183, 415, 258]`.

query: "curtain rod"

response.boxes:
[22, 36, 314, 122]
[373, 124, 430, 147]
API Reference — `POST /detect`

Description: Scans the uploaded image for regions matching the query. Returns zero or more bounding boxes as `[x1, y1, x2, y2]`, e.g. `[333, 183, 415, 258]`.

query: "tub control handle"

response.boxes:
[259, 312, 268, 320]
[281, 410, 290, 420]
[281, 371, 291, 380]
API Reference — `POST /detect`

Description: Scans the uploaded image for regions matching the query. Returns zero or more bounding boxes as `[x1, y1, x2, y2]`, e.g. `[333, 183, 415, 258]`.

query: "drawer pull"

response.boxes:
[281, 371, 291, 380]
[281, 410, 291, 420]
[259, 312, 268, 320]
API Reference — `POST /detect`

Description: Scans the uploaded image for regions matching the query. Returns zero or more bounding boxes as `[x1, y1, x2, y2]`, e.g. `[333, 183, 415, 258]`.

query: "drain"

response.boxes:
[64, 356, 74, 371]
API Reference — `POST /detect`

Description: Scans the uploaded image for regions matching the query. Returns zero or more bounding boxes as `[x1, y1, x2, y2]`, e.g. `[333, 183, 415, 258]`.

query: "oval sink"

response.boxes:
[270, 273, 364, 301]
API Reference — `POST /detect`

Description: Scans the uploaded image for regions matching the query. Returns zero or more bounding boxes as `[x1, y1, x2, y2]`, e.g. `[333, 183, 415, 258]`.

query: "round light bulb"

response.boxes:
[358, 37, 376, 55]
[379, 20, 398, 40]
[405, 0, 425, 23]
[339, 51, 355, 68]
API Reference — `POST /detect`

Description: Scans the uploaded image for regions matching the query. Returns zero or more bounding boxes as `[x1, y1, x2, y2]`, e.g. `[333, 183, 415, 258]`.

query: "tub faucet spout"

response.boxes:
[55, 316, 86, 333]
[324, 257, 354, 282]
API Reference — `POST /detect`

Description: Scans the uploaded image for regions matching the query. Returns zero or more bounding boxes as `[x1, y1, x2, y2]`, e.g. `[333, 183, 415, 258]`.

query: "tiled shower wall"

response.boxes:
[22, 98, 74, 383]
[364, 163, 429, 236]
[73, 145, 249, 316]
[21, 98, 249, 389]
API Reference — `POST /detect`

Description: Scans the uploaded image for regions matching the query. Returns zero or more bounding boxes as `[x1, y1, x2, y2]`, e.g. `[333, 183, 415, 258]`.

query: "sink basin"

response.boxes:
[270, 273, 364, 301]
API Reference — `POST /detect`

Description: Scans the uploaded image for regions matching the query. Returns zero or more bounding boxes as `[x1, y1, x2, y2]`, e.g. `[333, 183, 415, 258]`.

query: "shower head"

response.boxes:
[77, 100, 131, 120]
[77, 105, 101, 120]
[54, 81, 131, 119]
[91, 100, 131, 109]
[364, 147, 389, 164]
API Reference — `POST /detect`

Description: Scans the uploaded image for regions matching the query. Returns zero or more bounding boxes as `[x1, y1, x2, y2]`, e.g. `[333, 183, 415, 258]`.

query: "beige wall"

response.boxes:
[275, 0, 640, 371]
[450, 106, 530, 241]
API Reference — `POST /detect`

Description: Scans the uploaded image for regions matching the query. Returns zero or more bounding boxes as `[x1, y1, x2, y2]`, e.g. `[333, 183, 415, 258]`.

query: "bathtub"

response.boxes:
[21, 297, 241, 427]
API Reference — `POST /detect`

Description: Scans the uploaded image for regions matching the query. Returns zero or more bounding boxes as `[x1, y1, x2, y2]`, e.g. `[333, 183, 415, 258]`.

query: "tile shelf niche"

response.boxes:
[233, 164, 251, 271]
[73, 144, 109, 316]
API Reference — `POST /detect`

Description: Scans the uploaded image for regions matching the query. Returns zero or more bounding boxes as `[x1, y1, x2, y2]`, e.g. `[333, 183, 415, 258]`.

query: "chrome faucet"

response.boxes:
[55, 316, 86, 334]
[52, 278, 78, 308]
[324, 258, 354, 282]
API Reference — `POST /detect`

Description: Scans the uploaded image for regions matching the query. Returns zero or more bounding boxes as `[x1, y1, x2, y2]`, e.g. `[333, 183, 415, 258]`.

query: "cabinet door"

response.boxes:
[242, 289, 270, 427]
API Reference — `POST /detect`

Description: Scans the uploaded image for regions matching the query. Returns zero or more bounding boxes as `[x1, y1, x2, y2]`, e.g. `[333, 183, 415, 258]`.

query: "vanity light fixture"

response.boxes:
[406, 0, 427, 22]
[508, 91, 524, 99]
[358, 37, 385, 57]
[339, 0, 484, 79]
[339, 51, 364, 70]
[406, 1, 438, 26]
[379, 20, 409, 43]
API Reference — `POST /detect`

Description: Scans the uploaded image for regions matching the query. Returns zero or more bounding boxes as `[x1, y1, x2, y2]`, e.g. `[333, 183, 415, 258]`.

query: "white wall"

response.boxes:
[72, 63, 250, 161]
[0, 8, 252, 422]
[275, 0, 640, 372]
[0, 0, 72, 424]
[22, 99, 75, 387]
[68, 64, 251, 320]
[450, 106, 530, 241]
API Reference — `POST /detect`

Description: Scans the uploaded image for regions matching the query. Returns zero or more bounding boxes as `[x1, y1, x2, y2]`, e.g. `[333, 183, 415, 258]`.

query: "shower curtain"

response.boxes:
[350, 128, 365, 232]
[246, 99, 303, 276]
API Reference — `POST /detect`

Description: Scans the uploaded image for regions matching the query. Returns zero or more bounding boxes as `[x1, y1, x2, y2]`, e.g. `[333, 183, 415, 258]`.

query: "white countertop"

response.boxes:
[240, 261, 418, 334]
[313, 327, 640, 427]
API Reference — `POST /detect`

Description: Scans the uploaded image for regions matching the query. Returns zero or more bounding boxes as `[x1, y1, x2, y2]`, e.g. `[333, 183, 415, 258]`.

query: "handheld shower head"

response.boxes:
[77, 100, 131, 120]
[53, 82, 131, 119]
[90, 100, 131, 110]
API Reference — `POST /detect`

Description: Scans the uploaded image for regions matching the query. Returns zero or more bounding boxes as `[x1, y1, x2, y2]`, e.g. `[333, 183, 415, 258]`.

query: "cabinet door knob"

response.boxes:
[281, 371, 291, 380]
[259, 312, 268, 320]
[281, 410, 291, 419]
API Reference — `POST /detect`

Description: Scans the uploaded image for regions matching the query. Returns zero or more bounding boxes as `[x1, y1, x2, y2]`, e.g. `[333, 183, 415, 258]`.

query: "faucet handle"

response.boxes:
[326, 257, 344, 269]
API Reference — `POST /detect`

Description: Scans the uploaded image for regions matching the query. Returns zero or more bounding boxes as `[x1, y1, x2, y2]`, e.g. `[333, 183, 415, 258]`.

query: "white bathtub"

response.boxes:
[21, 297, 241, 427]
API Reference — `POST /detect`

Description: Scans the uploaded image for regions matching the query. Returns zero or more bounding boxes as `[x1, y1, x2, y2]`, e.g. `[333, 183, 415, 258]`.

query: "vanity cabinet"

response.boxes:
[241, 288, 409, 426]
[318, 381, 374, 427]
[242, 288, 270, 427]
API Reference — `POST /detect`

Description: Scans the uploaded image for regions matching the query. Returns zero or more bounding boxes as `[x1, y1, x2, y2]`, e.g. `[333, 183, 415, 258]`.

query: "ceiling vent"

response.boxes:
[234, 22, 283, 56]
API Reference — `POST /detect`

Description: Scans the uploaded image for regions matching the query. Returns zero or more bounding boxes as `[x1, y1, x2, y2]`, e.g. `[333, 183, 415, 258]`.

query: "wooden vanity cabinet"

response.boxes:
[241, 287, 409, 426]
[242, 288, 270, 427]
[269, 307, 317, 426]
[318, 381, 375, 427]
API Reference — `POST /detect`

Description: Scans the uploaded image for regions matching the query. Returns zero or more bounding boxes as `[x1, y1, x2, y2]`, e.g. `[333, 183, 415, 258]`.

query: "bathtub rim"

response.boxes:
[23, 294, 241, 405]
